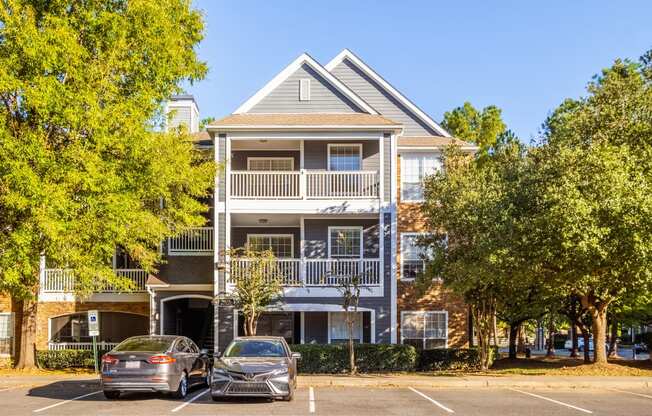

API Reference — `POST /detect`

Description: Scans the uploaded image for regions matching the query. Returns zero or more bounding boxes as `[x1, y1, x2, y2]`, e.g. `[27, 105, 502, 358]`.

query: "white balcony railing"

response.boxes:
[229, 258, 381, 287]
[167, 226, 213, 255]
[229, 170, 379, 199]
[41, 268, 148, 293]
[48, 341, 119, 351]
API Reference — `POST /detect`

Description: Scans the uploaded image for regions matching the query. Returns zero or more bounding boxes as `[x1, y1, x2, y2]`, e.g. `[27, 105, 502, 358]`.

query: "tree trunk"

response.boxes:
[569, 324, 579, 358]
[492, 312, 498, 347]
[580, 326, 591, 363]
[608, 321, 619, 358]
[590, 305, 608, 364]
[545, 314, 555, 358]
[508, 323, 519, 359]
[517, 324, 526, 354]
[16, 298, 38, 369]
[347, 312, 356, 375]
[472, 299, 495, 370]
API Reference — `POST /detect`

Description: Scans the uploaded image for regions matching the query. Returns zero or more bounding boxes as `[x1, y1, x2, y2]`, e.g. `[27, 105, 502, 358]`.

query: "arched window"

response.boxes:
[50, 312, 148, 343]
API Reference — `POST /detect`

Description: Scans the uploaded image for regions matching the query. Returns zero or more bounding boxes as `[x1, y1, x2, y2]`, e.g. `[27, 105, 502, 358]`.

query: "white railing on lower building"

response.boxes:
[48, 341, 119, 351]
[167, 226, 213, 255]
[229, 170, 379, 199]
[229, 258, 381, 287]
[41, 268, 148, 293]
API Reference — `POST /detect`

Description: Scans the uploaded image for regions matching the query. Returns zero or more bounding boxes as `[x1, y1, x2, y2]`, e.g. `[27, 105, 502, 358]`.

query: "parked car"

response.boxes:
[564, 338, 609, 352]
[101, 335, 211, 400]
[211, 336, 300, 401]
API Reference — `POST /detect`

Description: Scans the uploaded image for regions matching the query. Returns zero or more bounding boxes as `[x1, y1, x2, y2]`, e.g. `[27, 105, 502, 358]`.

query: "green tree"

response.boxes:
[0, 0, 213, 368]
[199, 117, 215, 131]
[227, 247, 283, 335]
[441, 102, 507, 156]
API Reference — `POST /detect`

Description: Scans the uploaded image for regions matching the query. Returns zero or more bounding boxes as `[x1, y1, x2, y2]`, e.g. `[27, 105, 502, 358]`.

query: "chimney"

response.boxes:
[165, 94, 200, 133]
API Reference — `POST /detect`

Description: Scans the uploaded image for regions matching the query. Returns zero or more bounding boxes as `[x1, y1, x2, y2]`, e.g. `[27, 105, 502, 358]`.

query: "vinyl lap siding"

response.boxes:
[249, 64, 364, 113]
[168, 106, 191, 130]
[330, 59, 439, 136]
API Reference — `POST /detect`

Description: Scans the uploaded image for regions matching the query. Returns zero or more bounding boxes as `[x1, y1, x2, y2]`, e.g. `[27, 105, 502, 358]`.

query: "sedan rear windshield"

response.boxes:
[223, 340, 286, 358]
[113, 337, 173, 352]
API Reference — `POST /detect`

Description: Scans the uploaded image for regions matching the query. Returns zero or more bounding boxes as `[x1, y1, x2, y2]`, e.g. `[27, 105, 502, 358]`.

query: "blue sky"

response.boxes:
[186, 1, 652, 143]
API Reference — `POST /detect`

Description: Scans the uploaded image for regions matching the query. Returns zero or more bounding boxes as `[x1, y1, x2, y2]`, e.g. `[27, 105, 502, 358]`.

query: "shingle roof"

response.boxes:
[398, 136, 476, 149]
[208, 113, 401, 128]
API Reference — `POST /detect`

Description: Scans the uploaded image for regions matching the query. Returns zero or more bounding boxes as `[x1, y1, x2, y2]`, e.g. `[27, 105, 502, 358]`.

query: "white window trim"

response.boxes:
[246, 234, 295, 258]
[0, 312, 14, 357]
[327, 226, 364, 259]
[400, 310, 448, 349]
[328, 311, 363, 344]
[299, 79, 311, 101]
[246, 157, 295, 171]
[400, 152, 441, 203]
[327, 143, 363, 171]
[399, 232, 431, 281]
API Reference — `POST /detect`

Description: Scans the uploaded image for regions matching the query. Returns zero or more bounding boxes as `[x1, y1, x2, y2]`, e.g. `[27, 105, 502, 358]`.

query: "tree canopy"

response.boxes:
[0, 0, 214, 367]
[441, 102, 507, 156]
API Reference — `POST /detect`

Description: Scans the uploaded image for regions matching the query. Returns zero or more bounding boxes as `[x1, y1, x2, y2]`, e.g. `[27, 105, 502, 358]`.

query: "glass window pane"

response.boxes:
[330, 312, 362, 342]
[249, 158, 293, 171]
[400, 153, 441, 201]
[329, 145, 361, 171]
[247, 235, 293, 258]
[329, 228, 361, 258]
[401, 312, 424, 339]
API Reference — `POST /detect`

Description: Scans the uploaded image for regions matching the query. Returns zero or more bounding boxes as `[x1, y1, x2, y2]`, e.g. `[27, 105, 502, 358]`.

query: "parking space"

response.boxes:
[2, 379, 652, 415]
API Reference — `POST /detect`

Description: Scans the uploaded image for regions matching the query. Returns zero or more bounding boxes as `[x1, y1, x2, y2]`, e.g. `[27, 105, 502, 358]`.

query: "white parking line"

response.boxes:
[309, 386, 315, 413]
[508, 388, 593, 414]
[408, 387, 454, 414]
[609, 388, 652, 400]
[171, 388, 210, 413]
[33, 390, 102, 413]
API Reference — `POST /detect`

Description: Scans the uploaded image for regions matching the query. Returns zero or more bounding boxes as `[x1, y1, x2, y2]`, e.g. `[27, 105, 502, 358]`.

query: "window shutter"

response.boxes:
[299, 79, 311, 101]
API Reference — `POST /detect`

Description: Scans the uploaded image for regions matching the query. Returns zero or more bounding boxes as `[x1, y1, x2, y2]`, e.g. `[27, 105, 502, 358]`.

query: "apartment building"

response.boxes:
[1, 49, 473, 358]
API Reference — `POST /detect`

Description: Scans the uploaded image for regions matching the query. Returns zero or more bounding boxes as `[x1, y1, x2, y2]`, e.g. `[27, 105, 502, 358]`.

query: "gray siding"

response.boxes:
[231, 227, 301, 258]
[304, 312, 328, 344]
[331, 58, 440, 136]
[249, 64, 364, 113]
[303, 219, 379, 259]
[158, 256, 213, 285]
[168, 106, 191, 130]
[217, 213, 226, 291]
[231, 151, 300, 171]
[217, 305, 234, 353]
[383, 134, 391, 203]
[303, 140, 379, 171]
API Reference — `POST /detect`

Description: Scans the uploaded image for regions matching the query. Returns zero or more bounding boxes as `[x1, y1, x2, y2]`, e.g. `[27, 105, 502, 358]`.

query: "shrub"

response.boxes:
[36, 349, 110, 369]
[417, 347, 498, 371]
[290, 343, 417, 373]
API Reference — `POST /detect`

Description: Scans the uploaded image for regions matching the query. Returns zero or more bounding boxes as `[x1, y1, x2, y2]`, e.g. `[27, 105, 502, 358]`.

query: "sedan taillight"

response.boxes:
[147, 355, 176, 364]
[101, 354, 119, 365]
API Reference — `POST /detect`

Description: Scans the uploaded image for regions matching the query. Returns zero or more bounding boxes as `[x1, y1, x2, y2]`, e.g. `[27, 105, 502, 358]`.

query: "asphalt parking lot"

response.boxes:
[3, 378, 652, 415]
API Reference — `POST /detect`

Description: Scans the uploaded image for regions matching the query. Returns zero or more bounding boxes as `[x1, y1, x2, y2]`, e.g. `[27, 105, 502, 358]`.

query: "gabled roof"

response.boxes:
[234, 53, 378, 115]
[398, 136, 478, 150]
[208, 113, 402, 131]
[325, 49, 451, 137]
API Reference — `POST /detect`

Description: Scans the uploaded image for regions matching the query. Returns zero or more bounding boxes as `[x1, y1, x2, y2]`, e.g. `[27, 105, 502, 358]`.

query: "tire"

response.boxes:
[211, 395, 223, 402]
[103, 390, 120, 400]
[172, 372, 188, 399]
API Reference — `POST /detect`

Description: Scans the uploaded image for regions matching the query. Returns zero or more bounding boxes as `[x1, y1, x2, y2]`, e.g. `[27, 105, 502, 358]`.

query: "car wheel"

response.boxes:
[103, 390, 120, 400]
[173, 372, 188, 399]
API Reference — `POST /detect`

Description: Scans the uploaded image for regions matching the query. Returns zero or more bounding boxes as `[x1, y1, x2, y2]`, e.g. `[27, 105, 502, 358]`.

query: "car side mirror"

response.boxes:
[200, 349, 209, 356]
[291, 352, 301, 360]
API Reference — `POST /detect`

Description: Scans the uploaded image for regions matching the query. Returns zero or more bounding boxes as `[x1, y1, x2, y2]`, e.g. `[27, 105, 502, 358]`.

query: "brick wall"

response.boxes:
[36, 301, 149, 349]
[396, 153, 469, 348]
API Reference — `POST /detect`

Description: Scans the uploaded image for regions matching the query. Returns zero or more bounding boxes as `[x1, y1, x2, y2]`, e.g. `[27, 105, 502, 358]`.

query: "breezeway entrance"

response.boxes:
[161, 295, 213, 351]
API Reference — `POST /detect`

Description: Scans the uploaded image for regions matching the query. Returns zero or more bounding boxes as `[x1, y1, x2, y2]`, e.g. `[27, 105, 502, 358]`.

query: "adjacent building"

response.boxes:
[1, 49, 474, 359]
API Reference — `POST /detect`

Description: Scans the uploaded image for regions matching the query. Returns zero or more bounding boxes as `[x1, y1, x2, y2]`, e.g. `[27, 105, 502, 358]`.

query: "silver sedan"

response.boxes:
[101, 335, 211, 399]
[211, 336, 300, 401]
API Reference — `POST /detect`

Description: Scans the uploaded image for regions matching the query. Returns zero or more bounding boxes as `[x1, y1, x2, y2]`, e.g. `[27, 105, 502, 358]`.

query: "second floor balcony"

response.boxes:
[41, 268, 148, 294]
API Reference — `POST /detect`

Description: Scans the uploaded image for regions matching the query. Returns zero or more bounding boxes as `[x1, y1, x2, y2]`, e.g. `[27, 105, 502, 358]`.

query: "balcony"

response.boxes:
[230, 170, 379, 199]
[41, 268, 148, 293]
[167, 226, 213, 256]
[229, 258, 381, 287]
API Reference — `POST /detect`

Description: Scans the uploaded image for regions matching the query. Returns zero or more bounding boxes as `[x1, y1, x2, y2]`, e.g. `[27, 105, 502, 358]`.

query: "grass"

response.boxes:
[0, 367, 95, 377]
[485, 356, 652, 377]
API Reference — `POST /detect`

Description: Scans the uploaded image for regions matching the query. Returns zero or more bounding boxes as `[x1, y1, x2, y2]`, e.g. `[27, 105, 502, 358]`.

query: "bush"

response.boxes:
[290, 343, 417, 373]
[417, 347, 498, 371]
[36, 349, 110, 369]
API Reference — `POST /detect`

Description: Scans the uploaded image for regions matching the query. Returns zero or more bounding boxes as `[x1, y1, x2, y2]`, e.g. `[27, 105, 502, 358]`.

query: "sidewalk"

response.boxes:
[300, 374, 652, 389]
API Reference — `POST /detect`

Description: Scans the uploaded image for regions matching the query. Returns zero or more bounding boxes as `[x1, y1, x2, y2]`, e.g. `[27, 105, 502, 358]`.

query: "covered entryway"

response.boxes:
[161, 295, 214, 351]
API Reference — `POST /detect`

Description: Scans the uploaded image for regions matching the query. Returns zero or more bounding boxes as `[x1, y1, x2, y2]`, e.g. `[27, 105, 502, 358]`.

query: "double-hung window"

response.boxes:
[401, 311, 448, 350]
[328, 144, 362, 171]
[400, 153, 442, 202]
[329, 312, 363, 343]
[247, 234, 294, 258]
[400, 233, 430, 280]
[328, 227, 363, 258]
[247, 157, 294, 171]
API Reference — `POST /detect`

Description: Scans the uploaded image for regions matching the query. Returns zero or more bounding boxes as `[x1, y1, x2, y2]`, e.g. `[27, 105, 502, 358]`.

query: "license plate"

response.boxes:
[125, 361, 140, 369]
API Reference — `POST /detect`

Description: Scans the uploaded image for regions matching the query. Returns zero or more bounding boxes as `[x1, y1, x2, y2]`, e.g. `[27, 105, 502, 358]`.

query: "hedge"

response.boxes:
[37, 349, 111, 369]
[417, 347, 498, 372]
[290, 343, 417, 373]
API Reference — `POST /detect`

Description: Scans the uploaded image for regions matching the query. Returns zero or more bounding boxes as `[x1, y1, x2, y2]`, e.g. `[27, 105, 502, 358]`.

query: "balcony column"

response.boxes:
[299, 139, 306, 200]
[300, 216, 306, 284]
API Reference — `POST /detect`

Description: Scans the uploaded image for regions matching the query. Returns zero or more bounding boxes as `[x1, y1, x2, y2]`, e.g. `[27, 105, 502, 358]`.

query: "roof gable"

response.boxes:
[325, 49, 450, 137]
[234, 53, 377, 115]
